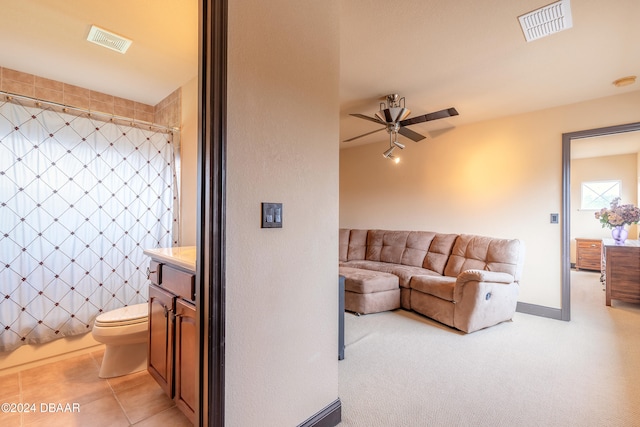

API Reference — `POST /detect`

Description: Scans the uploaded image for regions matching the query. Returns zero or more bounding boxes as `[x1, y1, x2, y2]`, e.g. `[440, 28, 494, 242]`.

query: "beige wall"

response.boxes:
[340, 90, 640, 309]
[570, 153, 638, 263]
[226, 1, 340, 425]
[179, 77, 198, 246]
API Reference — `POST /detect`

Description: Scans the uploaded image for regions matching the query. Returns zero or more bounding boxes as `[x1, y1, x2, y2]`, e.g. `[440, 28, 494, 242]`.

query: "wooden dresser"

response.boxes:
[602, 239, 640, 306]
[575, 238, 602, 271]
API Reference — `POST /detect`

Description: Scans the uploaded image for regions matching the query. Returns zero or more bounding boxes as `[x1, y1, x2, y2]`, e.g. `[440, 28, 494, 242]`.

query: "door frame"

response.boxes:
[196, 0, 227, 426]
[561, 121, 640, 321]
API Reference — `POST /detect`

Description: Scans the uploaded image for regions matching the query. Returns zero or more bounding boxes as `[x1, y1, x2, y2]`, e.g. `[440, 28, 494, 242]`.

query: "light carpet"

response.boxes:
[338, 270, 640, 427]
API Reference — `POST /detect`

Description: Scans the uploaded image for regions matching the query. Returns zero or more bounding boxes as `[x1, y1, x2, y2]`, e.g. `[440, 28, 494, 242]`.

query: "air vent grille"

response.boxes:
[518, 0, 573, 42]
[87, 25, 132, 54]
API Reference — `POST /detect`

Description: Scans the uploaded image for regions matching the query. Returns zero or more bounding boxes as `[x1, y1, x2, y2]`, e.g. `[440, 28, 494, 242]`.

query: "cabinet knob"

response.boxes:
[163, 305, 173, 318]
[146, 267, 158, 280]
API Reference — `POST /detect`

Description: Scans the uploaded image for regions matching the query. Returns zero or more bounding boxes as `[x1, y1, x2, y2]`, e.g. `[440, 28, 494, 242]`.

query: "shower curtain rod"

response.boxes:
[0, 90, 177, 134]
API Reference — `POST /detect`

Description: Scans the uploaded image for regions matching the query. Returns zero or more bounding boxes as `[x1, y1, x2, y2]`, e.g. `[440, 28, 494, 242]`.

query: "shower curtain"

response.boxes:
[0, 97, 178, 352]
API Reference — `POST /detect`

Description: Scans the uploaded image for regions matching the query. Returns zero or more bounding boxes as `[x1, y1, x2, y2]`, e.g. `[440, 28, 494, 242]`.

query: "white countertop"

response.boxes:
[143, 246, 196, 272]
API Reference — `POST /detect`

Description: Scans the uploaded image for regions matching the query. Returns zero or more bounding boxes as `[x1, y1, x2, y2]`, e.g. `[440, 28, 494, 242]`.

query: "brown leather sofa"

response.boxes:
[339, 229, 526, 333]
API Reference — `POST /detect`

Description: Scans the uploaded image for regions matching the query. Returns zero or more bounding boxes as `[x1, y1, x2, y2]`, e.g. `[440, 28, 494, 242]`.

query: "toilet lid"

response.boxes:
[95, 303, 148, 327]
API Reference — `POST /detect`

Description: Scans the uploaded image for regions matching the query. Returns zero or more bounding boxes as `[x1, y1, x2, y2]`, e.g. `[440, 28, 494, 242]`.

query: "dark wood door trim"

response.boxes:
[197, 0, 227, 426]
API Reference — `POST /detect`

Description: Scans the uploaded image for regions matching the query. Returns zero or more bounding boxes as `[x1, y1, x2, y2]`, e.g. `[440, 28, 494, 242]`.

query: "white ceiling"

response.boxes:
[0, 0, 638, 153]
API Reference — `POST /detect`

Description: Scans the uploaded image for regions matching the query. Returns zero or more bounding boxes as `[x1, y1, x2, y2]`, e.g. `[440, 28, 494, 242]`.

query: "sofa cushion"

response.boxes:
[400, 231, 435, 267]
[410, 275, 457, 302]
[347, 229, 368, 261]
[385, 265, 441, 289]
[443, 234, 524, 279]
[365, 229, 384, 261]
[423, 233, 458, 274]
[365, 230, 410, 263]
[380, 231, 410, 263]
[339, 228, 350, 262]
[340, 260, 439, 288]
[339, 266, 399, 293]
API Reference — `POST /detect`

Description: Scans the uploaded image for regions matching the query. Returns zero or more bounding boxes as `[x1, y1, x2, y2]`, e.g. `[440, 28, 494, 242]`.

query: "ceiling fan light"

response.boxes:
[375, 107, 411, 124]
[613, 76, 636, 87]
[393, 140, 405, 149]
[383, 146, 395, 158]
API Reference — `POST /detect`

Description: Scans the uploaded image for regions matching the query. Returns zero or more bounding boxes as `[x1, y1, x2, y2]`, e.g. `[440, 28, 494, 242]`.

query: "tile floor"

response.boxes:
[0, 350, 193, 426]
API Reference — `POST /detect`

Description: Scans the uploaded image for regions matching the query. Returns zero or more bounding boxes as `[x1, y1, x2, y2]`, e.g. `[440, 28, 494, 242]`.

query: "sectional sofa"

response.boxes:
[339, 229, 525, 333]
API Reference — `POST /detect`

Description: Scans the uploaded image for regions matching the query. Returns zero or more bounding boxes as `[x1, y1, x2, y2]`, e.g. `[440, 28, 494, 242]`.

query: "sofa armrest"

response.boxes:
[452, 269, 520, 333]
[456, 269, 515, 285]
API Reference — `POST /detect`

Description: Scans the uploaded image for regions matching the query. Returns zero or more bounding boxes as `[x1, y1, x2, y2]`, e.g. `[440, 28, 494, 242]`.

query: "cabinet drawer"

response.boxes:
[161, 265, 195, 301]
[148, 261, 161, 285]
[577, 241, 601, 251]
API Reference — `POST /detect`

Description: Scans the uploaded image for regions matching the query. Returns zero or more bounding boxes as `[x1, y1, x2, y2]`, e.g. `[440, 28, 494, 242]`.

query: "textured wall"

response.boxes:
[226, 0, 340, 425]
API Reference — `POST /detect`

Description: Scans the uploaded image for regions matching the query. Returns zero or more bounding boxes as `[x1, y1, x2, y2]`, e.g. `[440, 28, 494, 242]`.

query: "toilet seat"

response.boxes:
[95, 303, 148, 327]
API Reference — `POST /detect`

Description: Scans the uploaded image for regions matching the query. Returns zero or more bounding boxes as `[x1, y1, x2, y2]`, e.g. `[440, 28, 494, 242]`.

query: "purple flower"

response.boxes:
[594, 198, 640, 228]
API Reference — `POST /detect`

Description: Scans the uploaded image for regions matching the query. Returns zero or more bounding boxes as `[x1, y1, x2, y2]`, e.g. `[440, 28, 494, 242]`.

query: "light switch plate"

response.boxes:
[261, 202, 282, 228]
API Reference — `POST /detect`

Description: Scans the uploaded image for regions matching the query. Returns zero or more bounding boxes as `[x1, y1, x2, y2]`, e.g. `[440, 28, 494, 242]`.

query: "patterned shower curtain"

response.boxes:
[0, 97, 177, 352]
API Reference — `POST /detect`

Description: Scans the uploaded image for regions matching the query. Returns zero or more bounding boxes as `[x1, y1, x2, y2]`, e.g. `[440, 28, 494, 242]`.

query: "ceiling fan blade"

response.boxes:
[399, 107, 459, 127]
[398, 126, 426, 142]
[342, 127, 385, 142]
[350, 113, 385, 125]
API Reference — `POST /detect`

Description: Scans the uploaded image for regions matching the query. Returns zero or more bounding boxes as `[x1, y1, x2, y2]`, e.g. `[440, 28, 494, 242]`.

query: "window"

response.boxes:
[581, 180, 621, 210]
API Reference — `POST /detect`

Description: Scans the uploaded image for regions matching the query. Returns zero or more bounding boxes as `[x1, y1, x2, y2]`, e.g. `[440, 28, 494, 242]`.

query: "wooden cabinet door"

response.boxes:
[174, 299, 196, 423]
[148, 285, 174, 396]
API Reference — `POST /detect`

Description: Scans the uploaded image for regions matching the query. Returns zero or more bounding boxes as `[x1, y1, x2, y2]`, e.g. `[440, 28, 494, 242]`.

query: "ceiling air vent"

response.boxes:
[518, 0, 573, 42]
[86, 25, 132, 54]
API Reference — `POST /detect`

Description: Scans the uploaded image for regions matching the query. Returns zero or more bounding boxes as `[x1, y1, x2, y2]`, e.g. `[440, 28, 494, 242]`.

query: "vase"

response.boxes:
[611, 225, 628, 245]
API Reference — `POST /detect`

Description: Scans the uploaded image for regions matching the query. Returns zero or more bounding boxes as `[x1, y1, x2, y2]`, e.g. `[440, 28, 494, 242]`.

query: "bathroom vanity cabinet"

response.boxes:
[145, 247, 197, 424]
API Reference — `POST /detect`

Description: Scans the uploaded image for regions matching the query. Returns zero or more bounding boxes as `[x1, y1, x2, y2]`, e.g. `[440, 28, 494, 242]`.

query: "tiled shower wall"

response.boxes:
[0, 66, 181, 129]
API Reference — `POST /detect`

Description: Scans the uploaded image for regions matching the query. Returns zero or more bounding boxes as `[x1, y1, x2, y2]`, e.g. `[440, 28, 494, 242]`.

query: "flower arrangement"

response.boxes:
[594, 198, 640, 228]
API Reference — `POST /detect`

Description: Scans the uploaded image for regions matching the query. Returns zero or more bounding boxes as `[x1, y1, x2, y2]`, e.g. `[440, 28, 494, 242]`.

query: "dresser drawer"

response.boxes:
[161, 265, 195, 301]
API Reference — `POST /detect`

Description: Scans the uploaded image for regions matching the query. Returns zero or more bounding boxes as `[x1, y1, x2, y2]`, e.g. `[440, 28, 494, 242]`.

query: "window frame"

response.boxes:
[580, 179, 621, 210]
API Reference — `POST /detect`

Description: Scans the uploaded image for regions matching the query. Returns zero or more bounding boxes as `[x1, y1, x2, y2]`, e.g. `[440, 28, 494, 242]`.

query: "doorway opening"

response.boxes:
[561, 121, 640, 321]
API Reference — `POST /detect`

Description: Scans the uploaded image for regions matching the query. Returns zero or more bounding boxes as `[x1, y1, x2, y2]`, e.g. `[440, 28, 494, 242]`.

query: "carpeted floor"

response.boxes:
[338, 270, 640, 426]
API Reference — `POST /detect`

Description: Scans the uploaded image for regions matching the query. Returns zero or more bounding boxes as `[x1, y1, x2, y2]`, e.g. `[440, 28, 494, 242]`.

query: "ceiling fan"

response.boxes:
[344, 94, 459, 161]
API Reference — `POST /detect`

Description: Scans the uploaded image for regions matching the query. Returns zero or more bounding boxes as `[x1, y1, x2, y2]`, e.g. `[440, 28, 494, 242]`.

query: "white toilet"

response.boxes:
[91, 303, 149, 378]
